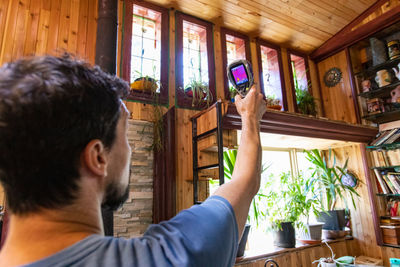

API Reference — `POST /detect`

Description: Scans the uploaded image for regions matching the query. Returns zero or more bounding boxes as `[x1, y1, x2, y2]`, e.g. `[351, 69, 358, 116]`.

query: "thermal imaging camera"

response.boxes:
[227, 59, 254, 97]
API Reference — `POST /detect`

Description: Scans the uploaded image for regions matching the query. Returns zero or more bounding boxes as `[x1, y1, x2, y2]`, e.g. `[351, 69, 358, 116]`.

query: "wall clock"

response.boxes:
[323, 67, 342, 87]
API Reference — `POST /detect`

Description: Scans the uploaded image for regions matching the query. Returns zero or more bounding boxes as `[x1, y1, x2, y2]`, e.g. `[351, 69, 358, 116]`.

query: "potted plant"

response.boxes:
[184, 79, 213, 108]
[265, 95, 282, 110]
[264, 172, 304, 248]
[296, 87, 317, 116]
[218, 149, 268, 257]
[292, 62, 317, 116]
[295, 173, 325, 242]
[305, 149, 360, 237]
[130, 68, 159, 94]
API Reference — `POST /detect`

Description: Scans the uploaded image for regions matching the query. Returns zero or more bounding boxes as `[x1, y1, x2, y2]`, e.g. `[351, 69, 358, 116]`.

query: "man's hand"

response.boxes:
[234, 85, 266, 123]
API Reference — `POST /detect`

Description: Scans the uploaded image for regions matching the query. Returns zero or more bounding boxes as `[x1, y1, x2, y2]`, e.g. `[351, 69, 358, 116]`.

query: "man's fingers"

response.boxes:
[251, 84, 260, 94]
[235, 94, 242, 103]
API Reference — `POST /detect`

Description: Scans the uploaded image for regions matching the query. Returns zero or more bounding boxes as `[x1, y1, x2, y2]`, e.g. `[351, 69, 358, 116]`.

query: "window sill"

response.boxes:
[235, 236, 353, 265]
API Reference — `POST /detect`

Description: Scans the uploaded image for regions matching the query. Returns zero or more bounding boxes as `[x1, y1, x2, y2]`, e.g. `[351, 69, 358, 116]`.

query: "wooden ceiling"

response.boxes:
[144, 0, 376, 53]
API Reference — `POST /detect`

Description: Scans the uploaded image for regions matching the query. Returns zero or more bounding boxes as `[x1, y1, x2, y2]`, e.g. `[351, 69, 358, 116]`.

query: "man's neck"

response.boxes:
[0, 203, 103, 267]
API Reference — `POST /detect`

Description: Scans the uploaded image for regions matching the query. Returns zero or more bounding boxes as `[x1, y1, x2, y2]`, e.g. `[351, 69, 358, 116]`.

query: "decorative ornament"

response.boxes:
[323, 67, 342, 87]
[341, 171, 359, 189]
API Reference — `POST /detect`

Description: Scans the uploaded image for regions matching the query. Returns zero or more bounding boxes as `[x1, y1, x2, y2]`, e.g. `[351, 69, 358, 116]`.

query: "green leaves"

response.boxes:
[304, 149, 360, 211]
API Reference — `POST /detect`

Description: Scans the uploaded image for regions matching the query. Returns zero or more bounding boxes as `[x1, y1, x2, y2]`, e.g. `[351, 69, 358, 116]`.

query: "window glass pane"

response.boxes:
[131, 5, 162, 84]
[142, 38, 158, 60]
[296, 151, 314, 178]
[131, 37, 143, 57]
[183, 20, 208, 88]
[247, 149, 292, 253]
[260, 45, 283, 108]
[131, 56, 142, 80]
[225, 34, 246, 90]
[290, 54, 308, 91]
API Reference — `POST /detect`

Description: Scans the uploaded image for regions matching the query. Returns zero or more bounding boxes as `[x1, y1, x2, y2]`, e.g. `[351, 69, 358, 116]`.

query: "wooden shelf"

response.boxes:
[367, 141, 400, 150]
[382, 243, 400, 249]
[220, 103, 378, 143]
[359, 81, 400, 99]
[377, 193, 400, 197]
[362, 110, 400, 124]
[354, 57, 400, 76]
[372, 165, 400, 170]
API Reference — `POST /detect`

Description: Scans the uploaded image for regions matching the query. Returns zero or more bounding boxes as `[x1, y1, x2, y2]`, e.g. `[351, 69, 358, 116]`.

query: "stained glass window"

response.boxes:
[182, 21, 208, 88]
[131, 5, 162, 91]
[260, 45, 284, 106]
[290, 53, 308, 93]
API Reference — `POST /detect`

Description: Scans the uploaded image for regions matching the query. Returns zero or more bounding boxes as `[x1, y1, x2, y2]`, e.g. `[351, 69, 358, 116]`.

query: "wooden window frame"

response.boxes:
[175, 12, 216, 109]
[256, 38, 288, 111]
[287, 49, 312, 113]
[122, 0, 169, 105]
[220, 27, 251, 100]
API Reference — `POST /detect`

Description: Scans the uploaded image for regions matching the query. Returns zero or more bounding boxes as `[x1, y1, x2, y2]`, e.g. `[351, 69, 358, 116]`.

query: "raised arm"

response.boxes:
[213, 85, 266, 238]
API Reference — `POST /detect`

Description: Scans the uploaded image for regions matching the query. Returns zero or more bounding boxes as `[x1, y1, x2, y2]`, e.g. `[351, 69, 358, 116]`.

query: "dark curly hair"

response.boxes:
[0, 55, 129, 214]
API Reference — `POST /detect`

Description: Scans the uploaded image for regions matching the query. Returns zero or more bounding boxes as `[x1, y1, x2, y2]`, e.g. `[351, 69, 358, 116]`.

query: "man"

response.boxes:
[0, 55, 266, 266]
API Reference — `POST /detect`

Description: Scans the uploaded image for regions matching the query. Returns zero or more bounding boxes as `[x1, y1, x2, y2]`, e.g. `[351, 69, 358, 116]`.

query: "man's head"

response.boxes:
[0, 55, 131, 215]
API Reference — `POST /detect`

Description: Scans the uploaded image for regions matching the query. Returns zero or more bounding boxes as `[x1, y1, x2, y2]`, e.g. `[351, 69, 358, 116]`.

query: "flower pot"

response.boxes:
[298, 222, 324, 240]
[317, 210, 345, 231]
[320, 261, 336, 267]
[273, 222, 295, 248]
[130, 77, 157, 92]
[237, 224, 251, 257]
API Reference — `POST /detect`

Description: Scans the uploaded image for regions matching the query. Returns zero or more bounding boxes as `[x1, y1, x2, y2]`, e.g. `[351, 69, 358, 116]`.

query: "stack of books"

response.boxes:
[370, 128, 400, 146]
[374, 170, 400, 194]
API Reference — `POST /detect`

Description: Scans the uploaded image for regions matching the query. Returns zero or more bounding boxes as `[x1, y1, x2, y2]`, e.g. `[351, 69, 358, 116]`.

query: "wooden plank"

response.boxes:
[0, 0, 11, 60]
[317, 50, 358, 124]
[35, 9, 50, 55]
[23, 0, 41, 56]
[11, 0, 31, 60]
[67, 0, 80, 54]
[46, 0, 61, 55]
[1, 0, 22, 63]
[76, 0, 89, 60]
[85, 0, 97, 64]
[57, 0, 71, 53]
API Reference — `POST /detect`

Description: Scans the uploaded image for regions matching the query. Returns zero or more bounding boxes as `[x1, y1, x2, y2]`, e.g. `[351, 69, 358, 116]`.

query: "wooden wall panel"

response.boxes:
[0, 0, 98, 66]
[332, 145, 380, 257]
[317, 50, 357, 124]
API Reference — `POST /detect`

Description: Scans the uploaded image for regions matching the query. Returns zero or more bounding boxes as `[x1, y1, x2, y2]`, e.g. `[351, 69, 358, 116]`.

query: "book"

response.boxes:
[387, 173, 400, 193]
[371, 130, 389, 146]
[375, 169, 389, 194]
[382, 174, 397, 194]
[384, 129, 400, 144]
[382, 150, 392, 166]
[375, 129, 399, 146]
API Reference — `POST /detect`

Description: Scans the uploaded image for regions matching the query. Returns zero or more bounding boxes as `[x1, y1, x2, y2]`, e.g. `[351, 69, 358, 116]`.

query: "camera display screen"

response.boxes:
[231, 64, 249, 85]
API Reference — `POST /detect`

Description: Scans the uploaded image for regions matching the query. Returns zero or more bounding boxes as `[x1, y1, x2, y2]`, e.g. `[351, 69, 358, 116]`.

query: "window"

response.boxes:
[247, 148, 315, 253]
[175, 12, 216, 109]
[220, 28, 251, 100]
[256, 39, 287, 110]
[122, 1, 169, 104]
[288, 50, 312, 112]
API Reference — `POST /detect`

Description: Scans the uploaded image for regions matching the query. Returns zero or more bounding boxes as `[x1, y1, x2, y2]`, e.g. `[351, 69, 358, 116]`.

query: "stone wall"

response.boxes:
[114, 120, 154, 238]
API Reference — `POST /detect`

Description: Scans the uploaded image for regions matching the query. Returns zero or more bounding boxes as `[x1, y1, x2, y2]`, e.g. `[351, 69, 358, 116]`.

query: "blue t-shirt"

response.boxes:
[23, 196, 238, 267]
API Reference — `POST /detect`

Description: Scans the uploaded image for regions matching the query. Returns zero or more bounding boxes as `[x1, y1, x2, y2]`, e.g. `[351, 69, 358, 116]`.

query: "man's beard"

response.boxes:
[101, 177, 130, 211]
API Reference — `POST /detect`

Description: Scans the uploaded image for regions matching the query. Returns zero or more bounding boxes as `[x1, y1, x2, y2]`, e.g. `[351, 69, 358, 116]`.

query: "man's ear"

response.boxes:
[82, 139, 108, 177]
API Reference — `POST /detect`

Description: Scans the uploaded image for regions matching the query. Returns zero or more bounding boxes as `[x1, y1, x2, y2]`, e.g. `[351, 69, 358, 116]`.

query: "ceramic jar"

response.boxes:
[375, 69, 392, 87]
[388, 40, 400, 60]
